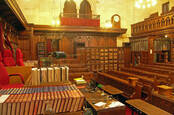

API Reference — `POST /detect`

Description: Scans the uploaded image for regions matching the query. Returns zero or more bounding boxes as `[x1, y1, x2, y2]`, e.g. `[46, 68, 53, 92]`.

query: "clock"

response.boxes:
[114, 16, 120, 22]
[111, 14, 121, 28]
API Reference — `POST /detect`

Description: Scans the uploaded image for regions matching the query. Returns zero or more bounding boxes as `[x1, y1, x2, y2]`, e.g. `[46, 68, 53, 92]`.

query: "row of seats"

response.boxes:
[0, 49, 25, 89]
[1, 49, 24, 66]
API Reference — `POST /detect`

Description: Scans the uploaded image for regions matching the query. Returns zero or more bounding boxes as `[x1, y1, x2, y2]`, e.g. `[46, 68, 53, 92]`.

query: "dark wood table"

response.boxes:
[82, 89, 125, 115]
[126, 99, 172, 115]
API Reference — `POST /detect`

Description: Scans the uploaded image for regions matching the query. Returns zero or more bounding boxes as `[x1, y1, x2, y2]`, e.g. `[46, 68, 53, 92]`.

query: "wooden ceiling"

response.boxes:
[0, 0, 26, 30]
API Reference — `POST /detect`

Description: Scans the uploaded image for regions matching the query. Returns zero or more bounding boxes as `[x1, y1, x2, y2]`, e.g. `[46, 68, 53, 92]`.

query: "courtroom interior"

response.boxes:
[0, 0, 174, 115]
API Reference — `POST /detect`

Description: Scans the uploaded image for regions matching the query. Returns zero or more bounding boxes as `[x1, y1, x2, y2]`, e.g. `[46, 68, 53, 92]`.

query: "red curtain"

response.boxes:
[0, 23, 4, 52]
[5, 32, 14, 55]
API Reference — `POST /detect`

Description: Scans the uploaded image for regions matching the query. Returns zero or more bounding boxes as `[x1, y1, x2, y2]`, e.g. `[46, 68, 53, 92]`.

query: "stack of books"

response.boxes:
[31, 66, 69, 85]
[0, 85, 84, 115]
[74, 77, 87, 85]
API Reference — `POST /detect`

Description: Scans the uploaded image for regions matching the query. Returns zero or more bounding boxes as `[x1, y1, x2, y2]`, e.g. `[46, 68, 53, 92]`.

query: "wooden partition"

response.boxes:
[84, 47, 125, 72]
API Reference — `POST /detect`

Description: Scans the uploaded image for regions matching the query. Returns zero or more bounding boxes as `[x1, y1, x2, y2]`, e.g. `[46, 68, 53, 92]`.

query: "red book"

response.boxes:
[37, 92, 42, 115]
[25, 94, 32, 115]
[52, 92, 58, 113]
[20, 94, 28, 115]
[66, 89, 73, 112]
[59, 91, 65, 112]
[15, 94, 23, 115]
[11, 95, 18, 115]
[56, 91, 61, 113]
[30, 93, 36, 115]
[69, 89, 77, 112]
[62, 90, 69, 112]
[76, 89, 85, 111]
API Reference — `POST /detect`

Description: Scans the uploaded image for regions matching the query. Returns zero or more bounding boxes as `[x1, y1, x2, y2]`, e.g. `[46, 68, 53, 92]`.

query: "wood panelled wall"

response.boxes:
[130, 5, 174, 65]
[17, 31, 117, 61]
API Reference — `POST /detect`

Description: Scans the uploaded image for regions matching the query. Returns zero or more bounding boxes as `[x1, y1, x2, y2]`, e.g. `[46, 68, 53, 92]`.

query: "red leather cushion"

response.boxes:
[0, 62, 9, 85]
[2, 49, 16, 66]
[16, 49, 24, 66]
[16, 48, 23, 58]
[16, 59, 24, 66]
[0, 52, 2, 62]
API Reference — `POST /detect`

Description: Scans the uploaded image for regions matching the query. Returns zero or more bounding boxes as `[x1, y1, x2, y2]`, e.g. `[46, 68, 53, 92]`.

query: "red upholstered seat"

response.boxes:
[0, 52, 2, 63]
[2, 49, 16, 66]
[0, 54, 24, 89]
[16, 48, 24, 66]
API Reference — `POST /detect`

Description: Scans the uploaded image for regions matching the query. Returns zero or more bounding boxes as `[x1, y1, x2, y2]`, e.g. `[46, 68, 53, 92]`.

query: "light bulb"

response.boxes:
[56, 20, 60, 25]
[135, 2, 141, 8]
[142, 5, 146, 9]
[139, 0, 143, 3]
[152, 0, 157, 6]
[147, 4, 151, 8]
[52, 20, 56, 25]
[104, 22, 112, 28]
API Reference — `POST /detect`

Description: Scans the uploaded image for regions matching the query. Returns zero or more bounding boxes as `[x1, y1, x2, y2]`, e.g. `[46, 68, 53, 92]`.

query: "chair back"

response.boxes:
[16, 48, 24, 66]
[0, 60, 10, 85]
[0, 52, 2, 63]
[2, 49, 16, 66]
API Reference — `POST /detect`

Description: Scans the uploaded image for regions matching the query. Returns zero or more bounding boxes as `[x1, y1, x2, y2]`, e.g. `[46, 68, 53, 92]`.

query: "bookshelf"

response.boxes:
[37, 42, 47, 58]
[85, 47, 124, 72]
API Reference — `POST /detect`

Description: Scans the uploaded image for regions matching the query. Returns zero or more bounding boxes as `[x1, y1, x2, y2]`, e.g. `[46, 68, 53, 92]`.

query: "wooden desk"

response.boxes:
[101, 85, 123, 95]
[83, 90, 125, 115]
[126, 99, 172, 115]
[157, 85, 173, 96]
[151, 91, 174, 114]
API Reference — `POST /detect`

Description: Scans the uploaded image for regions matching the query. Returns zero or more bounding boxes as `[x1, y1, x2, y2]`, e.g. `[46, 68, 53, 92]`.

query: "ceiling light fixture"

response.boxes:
[135, 0, 157, 9]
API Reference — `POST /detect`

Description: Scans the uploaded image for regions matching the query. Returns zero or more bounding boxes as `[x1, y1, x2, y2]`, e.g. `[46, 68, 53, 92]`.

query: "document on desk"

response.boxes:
[94, 102, 106, 107]
[108, 101, 125, 108]
[0, 95, 10, 103]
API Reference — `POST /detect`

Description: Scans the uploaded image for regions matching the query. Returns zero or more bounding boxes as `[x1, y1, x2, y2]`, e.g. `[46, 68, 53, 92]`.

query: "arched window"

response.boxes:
[161, 18, 165, 26]
[153, 22, 156, 29]
[149, 24, 152, 30]
[79, 0, 92, 19]
[157, 20, 160, 28]
[139, 26, 141, 31]
[166, 17, 170, 26]
[142, 24, 144, 31]
[63, 0, 77, 17]
[172, 16, 174, 24]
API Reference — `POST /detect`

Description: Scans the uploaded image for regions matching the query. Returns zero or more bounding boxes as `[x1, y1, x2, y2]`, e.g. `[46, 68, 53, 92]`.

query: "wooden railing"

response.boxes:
[131, 11, 174, 36]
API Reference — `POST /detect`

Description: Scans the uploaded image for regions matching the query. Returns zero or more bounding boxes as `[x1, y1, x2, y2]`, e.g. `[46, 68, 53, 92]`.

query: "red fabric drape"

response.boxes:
[0, 23, 4, 52]
[5, 32, 14, 55]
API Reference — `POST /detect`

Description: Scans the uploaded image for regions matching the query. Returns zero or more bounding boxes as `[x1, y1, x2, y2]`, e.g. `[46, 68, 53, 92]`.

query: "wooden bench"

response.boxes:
[134, 65, 171, 75]
[106, 71, 156, 88]
[149, 91, 174, 114]
[120, 67, 170, 84]
[154, 63, 174, 68]
[142, 64, 174, 71]
[96, 72, 142, 99]
[126, 99, 172, 115]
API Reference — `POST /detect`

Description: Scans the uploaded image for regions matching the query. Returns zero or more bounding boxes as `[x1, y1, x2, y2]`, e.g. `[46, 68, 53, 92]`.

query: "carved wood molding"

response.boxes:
[5, 0, 27, 29]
